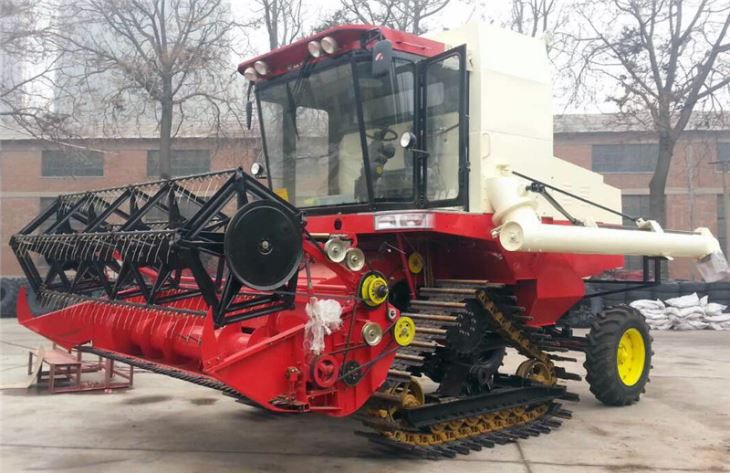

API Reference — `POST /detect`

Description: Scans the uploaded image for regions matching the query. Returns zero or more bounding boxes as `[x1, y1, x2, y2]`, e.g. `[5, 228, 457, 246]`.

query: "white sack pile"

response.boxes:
[630, 293, 730, 330]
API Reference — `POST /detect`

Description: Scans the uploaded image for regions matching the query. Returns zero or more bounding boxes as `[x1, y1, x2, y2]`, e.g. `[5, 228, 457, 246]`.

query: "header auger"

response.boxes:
[12, 22, 728, 459]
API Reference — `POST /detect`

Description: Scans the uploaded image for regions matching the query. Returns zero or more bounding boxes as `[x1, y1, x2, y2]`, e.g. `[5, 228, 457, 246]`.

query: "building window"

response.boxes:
[41, 150, 104, 177]
[147, 149, 211, 177]
[622, 195, 650, 270]
[591, 143, 658, 173]
[38, 197, 56, 233]
[621, 194, 650, 223]
[39, 196, 87, 232]
[719, 142, 730, 164]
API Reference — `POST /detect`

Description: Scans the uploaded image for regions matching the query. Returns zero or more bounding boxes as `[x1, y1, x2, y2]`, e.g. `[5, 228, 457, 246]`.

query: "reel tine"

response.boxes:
[42, 236, 53, 259]
[91, 235, 100, 261]
[39, 235, 50, 258]
[58, 235, 66, 261]
[120, 234, 130, 262]
[145, 233, 156, 262]
[73, 234, 81, 261]
[129, 232, 140, 263]
[139, 234, 149, 263]
[48, 236, 59, 260]
[143, 232, 153, 262]
[80, 235, 88, 261]
[153, 233, 163, 264]
[139, 233, 149, 263]
[204, 174, 214, 200]
[165, 236, 172, 263]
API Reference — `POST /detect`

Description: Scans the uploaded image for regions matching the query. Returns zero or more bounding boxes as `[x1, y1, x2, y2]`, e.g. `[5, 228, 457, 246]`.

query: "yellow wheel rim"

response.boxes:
[393, 316, 416, 346]
[617, 328, 646, 386]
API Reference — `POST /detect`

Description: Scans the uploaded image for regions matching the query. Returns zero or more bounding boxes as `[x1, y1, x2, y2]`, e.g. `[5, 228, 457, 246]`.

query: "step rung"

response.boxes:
[395, 353, 425, 362]
[502, 305, 526, 313]
[435, 279, 490, 286]
[419, 286, 476, 295]
[387, 369, 412, 380]
[410, 339, 443, 349]
[401, 312, 458, 323]
[416, 326, 448, 336]
[410, 300, 465, 309]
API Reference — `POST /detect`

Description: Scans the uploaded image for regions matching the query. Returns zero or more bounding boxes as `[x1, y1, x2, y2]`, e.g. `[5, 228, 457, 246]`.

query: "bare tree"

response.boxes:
[580, 0, 730, 224]
[51, 0, 239, 178]
[510, 0, 558, 37]
[0, 0, 73, 139]
[250, 0, 304, 51]
[320, 0, 453, 35]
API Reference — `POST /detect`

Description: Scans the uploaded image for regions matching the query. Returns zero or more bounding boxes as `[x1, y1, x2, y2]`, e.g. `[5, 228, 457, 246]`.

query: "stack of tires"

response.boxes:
[0, 277, 51, 318]
[562, 280, 730, 328]
[0, 278, 24, 318]
[704, 281, 730, 305]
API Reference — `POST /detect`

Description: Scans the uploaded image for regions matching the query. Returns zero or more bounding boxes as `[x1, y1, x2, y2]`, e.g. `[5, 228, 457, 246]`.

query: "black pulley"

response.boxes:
[224, 201, 302, 291]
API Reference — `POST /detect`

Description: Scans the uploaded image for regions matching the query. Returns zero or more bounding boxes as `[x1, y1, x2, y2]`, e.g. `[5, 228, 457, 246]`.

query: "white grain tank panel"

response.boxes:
[427, 23, 622, 225]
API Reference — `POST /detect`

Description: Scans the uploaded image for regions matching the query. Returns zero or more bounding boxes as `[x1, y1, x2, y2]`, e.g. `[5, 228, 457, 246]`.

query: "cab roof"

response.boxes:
[237, 24, 445, 80]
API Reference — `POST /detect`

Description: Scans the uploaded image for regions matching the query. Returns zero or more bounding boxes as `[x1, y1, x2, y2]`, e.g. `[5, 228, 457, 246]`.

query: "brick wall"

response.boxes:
[554, 130, 730, 280]
[3, 129, 729, 281]
[0, 137, 260, 277]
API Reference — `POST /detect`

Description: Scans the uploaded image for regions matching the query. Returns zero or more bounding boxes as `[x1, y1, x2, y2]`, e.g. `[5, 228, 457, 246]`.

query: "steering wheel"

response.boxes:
[366, 127, 398, 142]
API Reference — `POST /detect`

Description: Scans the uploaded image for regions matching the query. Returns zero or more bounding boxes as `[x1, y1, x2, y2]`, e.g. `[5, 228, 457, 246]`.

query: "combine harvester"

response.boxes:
[11, 23, 728, 458]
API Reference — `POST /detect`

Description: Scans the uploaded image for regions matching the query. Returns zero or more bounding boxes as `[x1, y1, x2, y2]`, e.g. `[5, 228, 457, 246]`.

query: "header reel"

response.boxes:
[10, 168, 304, 327]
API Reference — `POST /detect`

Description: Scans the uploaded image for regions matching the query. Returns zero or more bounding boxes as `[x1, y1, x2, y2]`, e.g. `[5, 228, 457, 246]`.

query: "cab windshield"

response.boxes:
[257, 57, 415, 208]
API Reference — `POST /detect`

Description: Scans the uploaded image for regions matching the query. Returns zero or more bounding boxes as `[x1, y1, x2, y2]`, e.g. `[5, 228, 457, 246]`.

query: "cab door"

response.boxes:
[415, 45, 468, 209]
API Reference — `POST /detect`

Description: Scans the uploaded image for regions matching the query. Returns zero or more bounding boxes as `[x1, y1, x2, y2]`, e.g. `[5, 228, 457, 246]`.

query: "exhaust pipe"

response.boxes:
[487, 170, 729, 282]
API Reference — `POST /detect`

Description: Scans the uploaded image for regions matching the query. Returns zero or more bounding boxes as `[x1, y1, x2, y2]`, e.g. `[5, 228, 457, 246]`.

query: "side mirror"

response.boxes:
[245, 101, 253, 130]
[399, 131, 417, 149]
[245, 81, 254, 130]
[250, 162, 266, 178]
[371, 39, 393, 77]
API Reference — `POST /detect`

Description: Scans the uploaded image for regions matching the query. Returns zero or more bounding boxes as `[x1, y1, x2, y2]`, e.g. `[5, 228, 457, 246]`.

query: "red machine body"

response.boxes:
[17, 208, 620, 416]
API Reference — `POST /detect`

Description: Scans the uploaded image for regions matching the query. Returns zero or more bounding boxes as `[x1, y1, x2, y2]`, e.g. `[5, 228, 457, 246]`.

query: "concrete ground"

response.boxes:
[1, 318, 729, 473]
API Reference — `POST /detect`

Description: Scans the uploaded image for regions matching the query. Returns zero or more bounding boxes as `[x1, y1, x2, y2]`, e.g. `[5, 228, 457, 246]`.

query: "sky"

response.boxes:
[230, 1, 507, 57]
[227, 1, 590, 113]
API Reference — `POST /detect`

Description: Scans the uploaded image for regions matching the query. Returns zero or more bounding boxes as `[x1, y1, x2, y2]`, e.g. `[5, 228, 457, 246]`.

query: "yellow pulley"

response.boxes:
[359, 272, 389, 307]
[393, 316, 416, 347]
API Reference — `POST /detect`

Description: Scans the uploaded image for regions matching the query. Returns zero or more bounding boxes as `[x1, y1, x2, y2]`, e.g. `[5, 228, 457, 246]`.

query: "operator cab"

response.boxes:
[239, 26, 468, 214]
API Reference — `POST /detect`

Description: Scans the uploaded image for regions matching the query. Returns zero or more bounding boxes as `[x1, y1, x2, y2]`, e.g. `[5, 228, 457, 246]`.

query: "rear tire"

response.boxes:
[584, 305, 652, 406]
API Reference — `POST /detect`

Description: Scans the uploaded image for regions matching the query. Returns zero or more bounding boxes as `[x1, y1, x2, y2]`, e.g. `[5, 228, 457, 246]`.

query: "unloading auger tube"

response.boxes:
[487, 167, 730, 282]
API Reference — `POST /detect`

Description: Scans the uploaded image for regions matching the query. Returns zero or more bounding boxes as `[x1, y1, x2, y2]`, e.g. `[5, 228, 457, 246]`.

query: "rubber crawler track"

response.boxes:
[357, 281, 578, 458]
